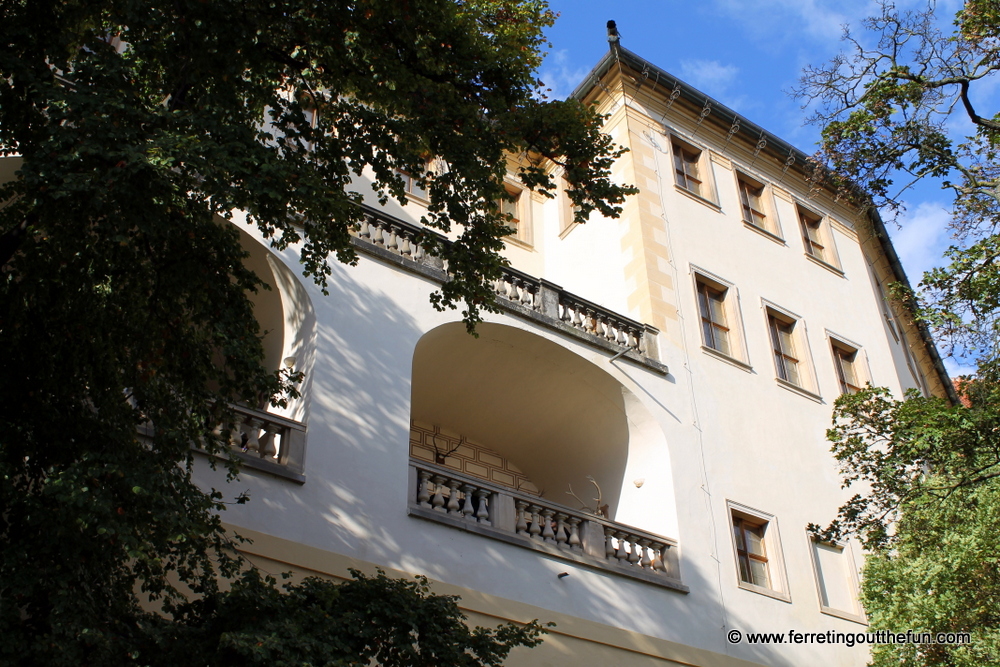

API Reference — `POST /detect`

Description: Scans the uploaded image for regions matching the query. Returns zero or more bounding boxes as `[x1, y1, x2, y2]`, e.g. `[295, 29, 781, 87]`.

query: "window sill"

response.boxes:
[820, 606, 868, 625]
[558, 221, 579, 240]
[804, 253, 845, 276]
[674, 184, 721, 211]
[738, 581, 791, 603]
[503, 235, 534, 250]
[701, 345, 752, 372]
[775, 377, 824, 403]
[743, 221, 785, 245]
[403, 191, 430, 206]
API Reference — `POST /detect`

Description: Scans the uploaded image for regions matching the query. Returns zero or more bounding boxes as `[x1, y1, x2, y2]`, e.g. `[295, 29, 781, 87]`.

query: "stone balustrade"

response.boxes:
[210, 404, 307, 482]
[409, 461, 686, 591]
[353, 206, 663, 367]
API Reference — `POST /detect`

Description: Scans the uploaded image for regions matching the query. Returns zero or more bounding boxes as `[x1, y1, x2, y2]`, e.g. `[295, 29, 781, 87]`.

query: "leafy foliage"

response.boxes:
[151, 569, 548, 667]
[0, 0, 634, 663]
[798, 3, 1000, 663]
[796, 0, 1000, 361]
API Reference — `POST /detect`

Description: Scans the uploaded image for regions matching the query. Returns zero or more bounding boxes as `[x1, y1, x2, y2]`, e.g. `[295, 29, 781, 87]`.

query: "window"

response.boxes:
[728, 502, 789, 600]
[737, 173, 767, 230]
[698, 281, 731, 356]
[798, 206, 827, 262]
[797, 204, 841, 270]
[733, 516, 770, 588]
[397, 169, 429, 200]
[672, 141, 703, 197]
[809, 538, 865, 622]
[560, 176, 583, 235]
[496, 182, 531, 245]
[768, 312, 801, 386]
[832, 341, 862, 395]
[872, 273, 899, 341]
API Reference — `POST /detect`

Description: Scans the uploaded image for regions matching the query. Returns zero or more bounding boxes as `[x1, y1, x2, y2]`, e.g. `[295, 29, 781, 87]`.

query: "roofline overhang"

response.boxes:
[570, 46, 958, 404]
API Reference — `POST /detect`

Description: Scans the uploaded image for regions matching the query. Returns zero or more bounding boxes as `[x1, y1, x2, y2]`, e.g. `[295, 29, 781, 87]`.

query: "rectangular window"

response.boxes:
[496, 182, 531, 245]
[798, 206, 829, 263]
[738, 174, 767, 230]
[673, 143, 703, 197]
[733, 516, 770, 588]
[698, 281, 731, 356]
[832, 342, 862, 395]
[810, 539, 865, 622]
[398, 169, 429, 200]
[728, 502, 788, 600]
[768, 312, 801, 386]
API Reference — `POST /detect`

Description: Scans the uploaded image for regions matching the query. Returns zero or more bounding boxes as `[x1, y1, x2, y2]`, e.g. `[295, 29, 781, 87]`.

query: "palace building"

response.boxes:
[198, 42, 954, 666]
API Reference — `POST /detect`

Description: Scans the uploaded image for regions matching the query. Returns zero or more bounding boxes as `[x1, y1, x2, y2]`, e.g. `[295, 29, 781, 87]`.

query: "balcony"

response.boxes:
[352, 206, 668, 375]
[408, 460, 687, 592]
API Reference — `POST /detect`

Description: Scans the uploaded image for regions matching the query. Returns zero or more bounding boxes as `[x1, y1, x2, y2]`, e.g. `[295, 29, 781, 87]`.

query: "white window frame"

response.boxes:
[807, 535, 867, 624]
[727, 501, 791, 602]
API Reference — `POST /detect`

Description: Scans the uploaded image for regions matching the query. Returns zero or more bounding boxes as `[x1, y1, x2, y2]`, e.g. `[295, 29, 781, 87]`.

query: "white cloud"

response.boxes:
[887, 200, 954, 285]
[711, 0, 861, 44]
[679, 59, 739, 96]
[538, 49, 592, 100]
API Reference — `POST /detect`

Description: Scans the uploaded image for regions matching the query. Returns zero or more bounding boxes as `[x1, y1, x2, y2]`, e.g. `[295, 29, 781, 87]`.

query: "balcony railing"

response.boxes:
[352, 206, 666, 371]
[226, 404, 307, 481]
[408, 461, 687, 592]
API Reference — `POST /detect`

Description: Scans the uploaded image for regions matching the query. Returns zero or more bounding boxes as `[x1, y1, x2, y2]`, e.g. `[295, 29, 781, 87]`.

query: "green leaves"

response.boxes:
[2, 0, 631, 662]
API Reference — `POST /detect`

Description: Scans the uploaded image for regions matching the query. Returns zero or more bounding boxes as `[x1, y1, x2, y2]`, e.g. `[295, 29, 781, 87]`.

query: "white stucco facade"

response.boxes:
[193, 47, 954, 667]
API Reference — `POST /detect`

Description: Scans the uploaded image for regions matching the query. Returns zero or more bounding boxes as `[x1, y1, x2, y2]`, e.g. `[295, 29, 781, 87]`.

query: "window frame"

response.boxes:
[559, 175, 583, 237]
[692, 268, 750, 368]
[763, 302, 820, 398]
[497, 178, 533, 247]
[734, 170, 781, 239]
[796, 203, 842, 272]
[807, 535, 866, 624]
[828, 334, 867, 396]
[669, 135, 717, 205]
[727, 501, 790, 601]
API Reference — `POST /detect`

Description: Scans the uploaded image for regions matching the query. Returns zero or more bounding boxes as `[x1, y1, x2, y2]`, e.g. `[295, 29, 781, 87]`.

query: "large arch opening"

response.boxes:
[411, 322, 662, 522]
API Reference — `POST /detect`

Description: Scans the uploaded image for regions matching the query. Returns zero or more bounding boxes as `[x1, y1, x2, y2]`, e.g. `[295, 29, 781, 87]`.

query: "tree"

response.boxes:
[797, 2, 1000, 664]
[0, 0, 634, 663]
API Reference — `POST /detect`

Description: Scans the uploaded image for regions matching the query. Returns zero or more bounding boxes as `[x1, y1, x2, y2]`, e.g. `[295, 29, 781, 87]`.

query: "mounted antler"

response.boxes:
[565, 476, 608, 517]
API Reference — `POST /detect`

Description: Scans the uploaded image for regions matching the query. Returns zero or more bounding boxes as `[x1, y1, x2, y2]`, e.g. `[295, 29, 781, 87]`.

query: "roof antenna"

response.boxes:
[607, 20, 620, 47]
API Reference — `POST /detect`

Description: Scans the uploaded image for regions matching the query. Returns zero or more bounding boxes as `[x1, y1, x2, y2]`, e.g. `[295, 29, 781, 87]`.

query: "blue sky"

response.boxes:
[540, 0, 975, 375]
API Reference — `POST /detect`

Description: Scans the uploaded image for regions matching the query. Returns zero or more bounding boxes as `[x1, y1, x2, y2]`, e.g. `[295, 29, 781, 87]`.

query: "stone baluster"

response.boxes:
[257, 423, 278, 459]
[474, 488, 491, 525]
[554, 513, 568, 548]
[528, 505, 542, 540]
[614, 531, 628, 563]
[417, 470, 432, 508]
[638, 538, 652, 569]
[431, 476, 446, 512]
[371, 221, 385, 246]
[357, 217, 371, 241]
[566, 517, 582, 550]
[399, 230, 413, 257]
[540, 508, 556, 543]
[605, 527, 616, 559]
[460, 484, 475, 519]
[651, 542, 665, 572]
[385, 225, 399, 252]
[444, 478, 461, 515]
[515, 500, 529, 535]
[627, 535, 641, 565]
[241, 418, 261, 453]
